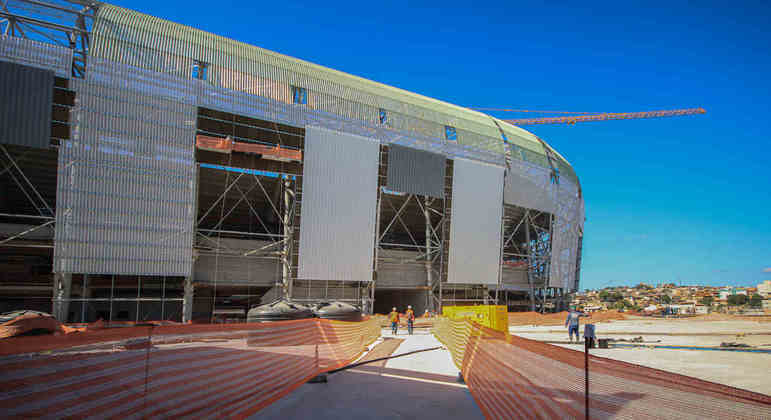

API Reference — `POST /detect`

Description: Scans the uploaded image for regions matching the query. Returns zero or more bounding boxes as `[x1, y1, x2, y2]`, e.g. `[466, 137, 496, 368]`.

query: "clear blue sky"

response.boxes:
[114, 0, 771, 290]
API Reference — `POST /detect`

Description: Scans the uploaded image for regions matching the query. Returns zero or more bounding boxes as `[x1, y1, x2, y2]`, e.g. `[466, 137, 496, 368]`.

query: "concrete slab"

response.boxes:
[385, 330, 460, 377]
[255, 332, 482, 419]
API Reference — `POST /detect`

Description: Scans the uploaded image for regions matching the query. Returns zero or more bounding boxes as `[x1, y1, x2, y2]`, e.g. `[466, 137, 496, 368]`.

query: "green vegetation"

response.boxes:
[599, 290, 624, 302]
[660, 294, 672, 304]
[749, 294, 763, 308]
[727, 294, 748, 306]
[699, 296, 714, 306]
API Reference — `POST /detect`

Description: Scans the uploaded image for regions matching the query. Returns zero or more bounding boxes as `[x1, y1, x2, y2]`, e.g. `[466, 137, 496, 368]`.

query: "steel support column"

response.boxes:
[52, 272, 71, 321]
[182, 276, 194, 323]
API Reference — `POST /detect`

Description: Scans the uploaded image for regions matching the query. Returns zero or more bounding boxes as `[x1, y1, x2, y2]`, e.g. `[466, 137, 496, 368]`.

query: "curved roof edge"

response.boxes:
[90, 2, 578, 185]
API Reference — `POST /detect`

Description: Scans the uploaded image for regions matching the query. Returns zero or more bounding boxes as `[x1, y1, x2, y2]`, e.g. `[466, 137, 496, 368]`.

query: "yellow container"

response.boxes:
[442, 305, 508, 334]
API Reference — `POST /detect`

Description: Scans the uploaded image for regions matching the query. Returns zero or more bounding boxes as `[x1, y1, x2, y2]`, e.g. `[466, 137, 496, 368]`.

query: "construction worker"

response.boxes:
[389, 307, 400, 335]
[565, 306, 589, 343]
[406, 305, 415, 335]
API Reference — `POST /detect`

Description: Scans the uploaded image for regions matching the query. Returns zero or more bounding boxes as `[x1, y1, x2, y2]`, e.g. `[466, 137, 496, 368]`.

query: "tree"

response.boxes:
[700, 296, 714, 306]
[749, 294, 763, 308]
[599, 290, 610, 301]
[660, 294, 672, 304]
[727, 294, 748, 306]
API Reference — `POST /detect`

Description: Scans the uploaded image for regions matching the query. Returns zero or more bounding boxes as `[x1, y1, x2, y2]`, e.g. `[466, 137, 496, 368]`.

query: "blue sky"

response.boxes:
[115, 0, 770, 289]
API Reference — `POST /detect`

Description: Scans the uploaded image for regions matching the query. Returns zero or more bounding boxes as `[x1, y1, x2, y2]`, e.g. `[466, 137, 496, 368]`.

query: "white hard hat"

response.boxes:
[408, 305, 412, 308]
[392, 307, 397, 310]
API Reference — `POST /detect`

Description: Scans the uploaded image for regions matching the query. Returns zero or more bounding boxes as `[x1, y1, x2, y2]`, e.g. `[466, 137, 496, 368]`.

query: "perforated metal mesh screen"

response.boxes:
[448, 159, 504, 285]
[0, 35, 72, 77]
[0, 61, 53, 149]
[53, 58, 196, 276]
[386, 144, 445, 197]
[298, 126, 379, 282]
[503, 159, 556, 214]
[85, 4, 584, 175]
[549, 180, 583, 289]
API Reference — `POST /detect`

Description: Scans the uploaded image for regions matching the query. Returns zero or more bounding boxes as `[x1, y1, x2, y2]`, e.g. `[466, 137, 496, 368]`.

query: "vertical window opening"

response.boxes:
[445, 125, 457, 142]
[192, 60, 208, 80]
[292, 86, 307, 105]
[379, 108, 388, 125]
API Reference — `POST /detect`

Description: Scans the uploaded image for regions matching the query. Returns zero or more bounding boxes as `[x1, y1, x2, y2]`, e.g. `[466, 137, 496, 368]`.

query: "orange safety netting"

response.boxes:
[0, 317, 379, 418]
[433, 317, 771, 419]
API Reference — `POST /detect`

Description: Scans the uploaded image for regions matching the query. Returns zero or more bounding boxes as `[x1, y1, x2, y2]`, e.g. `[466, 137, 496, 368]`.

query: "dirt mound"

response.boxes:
[0, 311, 83, 339]
[508, 310, 628, 326]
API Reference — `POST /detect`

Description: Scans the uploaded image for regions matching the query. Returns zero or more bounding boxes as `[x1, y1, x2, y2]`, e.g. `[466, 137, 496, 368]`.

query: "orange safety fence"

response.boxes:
[0, 317, 380, 418]
[433, 317, 771, 419]
[195, 134, 303, 161]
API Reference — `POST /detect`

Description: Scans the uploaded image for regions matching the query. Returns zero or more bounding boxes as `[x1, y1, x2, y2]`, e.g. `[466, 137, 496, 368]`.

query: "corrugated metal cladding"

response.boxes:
[377, 249, 429, 288]
[89, 5, 511, 157]
[298, 126, 379, 282]
[194, 238, 280, 286]
[86, 3, 590, 172]
[0, 36, 72, 77]
[0, 61, 53, 149]
[500, 268, 529, 291]
[194, 256, 279, 286]
[386, 144, 445, 198]
[503, 161, 556, 214]
[53, 60, 196, 276]
[447, 159, 504, 285]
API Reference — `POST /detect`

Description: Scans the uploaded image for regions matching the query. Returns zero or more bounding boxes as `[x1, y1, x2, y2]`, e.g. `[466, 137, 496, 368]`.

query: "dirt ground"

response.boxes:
[508, 310, 630, 326]
[510, 315, 771, 395]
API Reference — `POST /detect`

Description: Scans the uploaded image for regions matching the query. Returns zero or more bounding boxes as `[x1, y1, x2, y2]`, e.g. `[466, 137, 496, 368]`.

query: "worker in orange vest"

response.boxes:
[406, 305, 415, 335]
[389, 307, 400, 335]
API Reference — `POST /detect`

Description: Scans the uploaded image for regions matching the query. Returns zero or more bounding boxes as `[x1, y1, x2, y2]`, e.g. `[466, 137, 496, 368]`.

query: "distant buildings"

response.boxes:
[758, 280, 771, 298]
[573, 283, 769, 314]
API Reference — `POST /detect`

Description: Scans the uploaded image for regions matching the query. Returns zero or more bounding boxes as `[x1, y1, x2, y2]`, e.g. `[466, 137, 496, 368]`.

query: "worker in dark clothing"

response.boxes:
[405, 305, 415, 335]
[389, 307, 400, 335]
[565, 307, 589, 343]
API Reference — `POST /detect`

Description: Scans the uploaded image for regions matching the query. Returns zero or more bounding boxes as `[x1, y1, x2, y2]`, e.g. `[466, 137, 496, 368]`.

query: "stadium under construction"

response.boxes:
[0, 1, 584, 323]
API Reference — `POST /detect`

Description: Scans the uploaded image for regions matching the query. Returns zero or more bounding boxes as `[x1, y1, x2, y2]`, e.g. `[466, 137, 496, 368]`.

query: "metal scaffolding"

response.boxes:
[0, 0, 585, 321]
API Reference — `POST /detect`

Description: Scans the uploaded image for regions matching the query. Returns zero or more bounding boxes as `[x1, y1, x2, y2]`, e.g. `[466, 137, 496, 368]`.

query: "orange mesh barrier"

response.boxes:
[433, 317, 771, 419]
[0, 317, 379, 418]
[232, 142, 302, 161]
[196, 134, 233, 153]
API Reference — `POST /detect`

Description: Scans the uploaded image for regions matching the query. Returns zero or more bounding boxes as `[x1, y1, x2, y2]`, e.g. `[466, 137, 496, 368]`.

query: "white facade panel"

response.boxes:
[298, 126, 379, 281]
[448, 159, 504, 285]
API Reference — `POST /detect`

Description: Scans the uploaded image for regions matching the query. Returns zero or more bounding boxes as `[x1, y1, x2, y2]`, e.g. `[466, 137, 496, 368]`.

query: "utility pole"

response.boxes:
[425, 195, 432, 311]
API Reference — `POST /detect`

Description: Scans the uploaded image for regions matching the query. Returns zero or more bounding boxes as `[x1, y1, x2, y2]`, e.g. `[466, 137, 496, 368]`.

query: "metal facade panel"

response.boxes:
[447, 159, 504, 285]
[194, 256, 279, 286]
[549, 180, 582, 290]
[53, 61, 196, 276]
[386, 144, 445, 197]
[0, 61, 53, 149]
[298, 126, 379, 282]
[500, 268, 529, 291]
[377, 249, 428, 288]
[87, 5, 556, 162]
[503, 163, 556, 214]
[0, 36, 72, 77]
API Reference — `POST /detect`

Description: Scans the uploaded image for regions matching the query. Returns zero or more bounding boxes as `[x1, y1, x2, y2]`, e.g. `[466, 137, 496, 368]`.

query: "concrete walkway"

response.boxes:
[254, 329, 483, 419]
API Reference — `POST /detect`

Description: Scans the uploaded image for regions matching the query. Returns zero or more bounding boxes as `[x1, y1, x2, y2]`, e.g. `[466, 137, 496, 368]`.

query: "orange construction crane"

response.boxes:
[483, 107, 706, 126]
